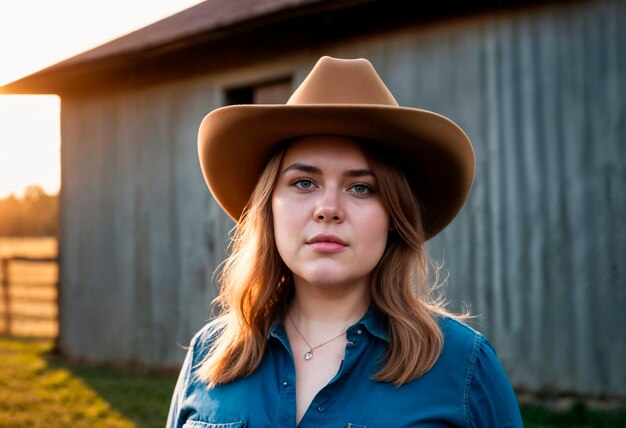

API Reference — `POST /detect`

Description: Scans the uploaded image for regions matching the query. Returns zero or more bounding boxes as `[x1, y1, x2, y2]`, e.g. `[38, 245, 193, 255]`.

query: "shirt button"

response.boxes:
[317, 406, 324, 412]
[282, 381, 288, 387]
[356, 329, 363, 335]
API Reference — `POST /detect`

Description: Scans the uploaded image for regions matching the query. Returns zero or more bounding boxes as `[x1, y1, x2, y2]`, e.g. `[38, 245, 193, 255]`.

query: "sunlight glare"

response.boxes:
[0, 0, 205, 198]
[0, 95, 60, 197]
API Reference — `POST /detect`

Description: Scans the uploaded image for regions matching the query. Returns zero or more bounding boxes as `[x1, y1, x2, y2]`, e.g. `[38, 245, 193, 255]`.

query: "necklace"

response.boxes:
[288, 313, 346, 361]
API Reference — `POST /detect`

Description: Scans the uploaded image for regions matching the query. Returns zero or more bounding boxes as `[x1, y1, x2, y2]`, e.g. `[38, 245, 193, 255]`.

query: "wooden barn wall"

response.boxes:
[60, 81, 234, 367]
[59, 0, 625, 396]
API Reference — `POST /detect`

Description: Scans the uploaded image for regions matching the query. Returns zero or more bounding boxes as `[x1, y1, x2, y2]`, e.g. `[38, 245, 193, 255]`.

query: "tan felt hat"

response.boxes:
[198, 56, 475, 239]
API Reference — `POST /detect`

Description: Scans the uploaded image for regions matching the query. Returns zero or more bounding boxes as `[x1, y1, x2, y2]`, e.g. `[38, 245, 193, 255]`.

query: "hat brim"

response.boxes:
[198, 104, 475, 239]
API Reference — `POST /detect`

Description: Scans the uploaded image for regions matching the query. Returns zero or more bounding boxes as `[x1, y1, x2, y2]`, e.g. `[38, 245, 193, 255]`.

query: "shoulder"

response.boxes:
[437, 316, 507, 371]
[166, 317, 226, 428]
[436, 316, 522, 427]
[435, 316, 506, 386]
[437, 316, 484, 363]
[416, 316, 488, 391]
[439, 316, 481, 343]
[187, 316, 227, 365]
[192, 316, 226, 344]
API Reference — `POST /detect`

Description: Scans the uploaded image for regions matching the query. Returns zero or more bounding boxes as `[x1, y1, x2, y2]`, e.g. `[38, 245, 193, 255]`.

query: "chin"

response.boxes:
[297, 269, 365, 289]
[306, 277, 350, 288]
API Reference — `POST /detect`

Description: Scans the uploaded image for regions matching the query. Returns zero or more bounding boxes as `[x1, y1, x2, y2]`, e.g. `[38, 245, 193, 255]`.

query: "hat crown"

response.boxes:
[287, 56, 399, 106]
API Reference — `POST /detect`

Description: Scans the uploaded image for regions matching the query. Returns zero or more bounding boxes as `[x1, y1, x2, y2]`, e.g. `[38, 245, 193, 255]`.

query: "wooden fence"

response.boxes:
[0, 256, 58, 338]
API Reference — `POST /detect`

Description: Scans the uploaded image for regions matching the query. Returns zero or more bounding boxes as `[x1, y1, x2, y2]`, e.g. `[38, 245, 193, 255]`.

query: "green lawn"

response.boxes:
[0, 338, 178, 428]
[1, 337, 624, 427]
[521, 402, 626, 428]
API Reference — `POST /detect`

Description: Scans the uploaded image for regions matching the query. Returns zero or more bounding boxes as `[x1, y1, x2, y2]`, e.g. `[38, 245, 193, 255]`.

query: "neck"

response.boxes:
[287, 276, 371, 336]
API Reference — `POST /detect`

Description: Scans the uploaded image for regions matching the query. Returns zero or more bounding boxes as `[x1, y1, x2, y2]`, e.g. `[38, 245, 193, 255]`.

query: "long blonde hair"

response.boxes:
[198, 141, 460, 386]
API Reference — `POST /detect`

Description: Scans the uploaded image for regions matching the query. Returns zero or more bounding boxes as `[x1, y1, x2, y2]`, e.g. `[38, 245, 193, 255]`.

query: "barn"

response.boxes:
[3, 0, 625, 398]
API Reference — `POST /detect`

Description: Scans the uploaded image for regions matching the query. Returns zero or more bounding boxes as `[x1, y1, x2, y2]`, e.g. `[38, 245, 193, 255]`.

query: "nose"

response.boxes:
[314, 186, 344, 223]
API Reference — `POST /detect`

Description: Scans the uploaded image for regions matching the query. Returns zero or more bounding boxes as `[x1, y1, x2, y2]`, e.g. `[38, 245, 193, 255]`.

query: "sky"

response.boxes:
[0, 0, 204, 198]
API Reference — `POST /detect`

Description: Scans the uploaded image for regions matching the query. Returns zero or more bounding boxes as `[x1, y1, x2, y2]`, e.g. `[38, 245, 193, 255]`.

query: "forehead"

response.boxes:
[281, 135, 370, 169]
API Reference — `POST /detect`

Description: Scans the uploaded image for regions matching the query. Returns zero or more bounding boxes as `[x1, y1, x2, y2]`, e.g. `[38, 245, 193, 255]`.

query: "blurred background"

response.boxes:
[1, 0, 624, 426]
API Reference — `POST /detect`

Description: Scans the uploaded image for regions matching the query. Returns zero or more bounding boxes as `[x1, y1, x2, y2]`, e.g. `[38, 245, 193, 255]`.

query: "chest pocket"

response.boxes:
[183, 422, 246, 428]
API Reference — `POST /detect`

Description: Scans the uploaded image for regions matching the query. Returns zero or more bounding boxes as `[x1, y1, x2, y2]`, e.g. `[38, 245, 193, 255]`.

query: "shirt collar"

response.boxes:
[267, 304, 390, 343]
[354, 305, 389, 342]
[268, 319, 287, 339]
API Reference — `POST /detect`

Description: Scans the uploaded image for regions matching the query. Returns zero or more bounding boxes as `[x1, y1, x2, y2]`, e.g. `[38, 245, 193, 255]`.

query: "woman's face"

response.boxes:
[271, 135, 390, 291]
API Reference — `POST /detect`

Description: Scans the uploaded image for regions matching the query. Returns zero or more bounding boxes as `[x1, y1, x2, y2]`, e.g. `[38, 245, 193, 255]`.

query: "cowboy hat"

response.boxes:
[198, 56, 475, 239]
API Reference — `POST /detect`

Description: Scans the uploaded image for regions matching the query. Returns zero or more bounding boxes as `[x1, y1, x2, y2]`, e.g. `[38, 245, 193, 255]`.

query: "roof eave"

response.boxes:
[0, 0, 365, 95]
[1, 0, 554, 95]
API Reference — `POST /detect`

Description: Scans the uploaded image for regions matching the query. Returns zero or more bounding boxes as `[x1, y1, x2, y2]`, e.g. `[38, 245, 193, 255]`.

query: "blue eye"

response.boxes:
[294, 179, 315, 190]
[351, 184, 372, 195]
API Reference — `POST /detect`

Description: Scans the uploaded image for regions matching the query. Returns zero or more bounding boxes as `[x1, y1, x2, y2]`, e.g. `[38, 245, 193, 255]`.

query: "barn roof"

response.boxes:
[1, 0, 546, 94]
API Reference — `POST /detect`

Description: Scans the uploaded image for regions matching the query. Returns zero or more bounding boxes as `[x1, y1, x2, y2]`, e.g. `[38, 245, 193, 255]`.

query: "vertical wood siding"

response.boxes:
[59, 0, 625, 396]
[60, 81, 234, 366]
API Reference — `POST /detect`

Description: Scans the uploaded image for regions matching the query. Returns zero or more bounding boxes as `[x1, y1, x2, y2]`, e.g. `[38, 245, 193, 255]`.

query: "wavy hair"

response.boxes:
[197, 141, 462, 387]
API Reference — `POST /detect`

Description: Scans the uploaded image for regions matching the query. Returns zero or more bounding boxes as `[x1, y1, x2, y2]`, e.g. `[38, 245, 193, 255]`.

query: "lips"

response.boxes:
[307, 234, 347, 245]
[306, 234, 347, 253]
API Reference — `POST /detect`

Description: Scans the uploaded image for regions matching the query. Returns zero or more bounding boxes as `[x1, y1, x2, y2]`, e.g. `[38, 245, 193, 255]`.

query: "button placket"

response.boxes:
[271, 326, 297, 427]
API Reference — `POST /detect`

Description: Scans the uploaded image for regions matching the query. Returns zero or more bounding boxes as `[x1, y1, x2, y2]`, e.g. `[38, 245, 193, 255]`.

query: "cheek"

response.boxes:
[271, 196, 285, 249]
[271, 194, 299, 259]
[358, 207, 390, 258]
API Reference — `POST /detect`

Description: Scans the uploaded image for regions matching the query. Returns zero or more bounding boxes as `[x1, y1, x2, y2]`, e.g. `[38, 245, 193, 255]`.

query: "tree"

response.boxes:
[0, 186, 58, 236]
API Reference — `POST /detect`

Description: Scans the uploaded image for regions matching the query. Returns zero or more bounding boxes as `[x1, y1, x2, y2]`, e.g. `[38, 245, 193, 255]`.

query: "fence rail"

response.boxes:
[0, 256, 58, 337]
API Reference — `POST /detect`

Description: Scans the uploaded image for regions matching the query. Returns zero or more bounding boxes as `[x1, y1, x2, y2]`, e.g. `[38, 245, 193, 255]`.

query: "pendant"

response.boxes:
[304, 350, 313, 360]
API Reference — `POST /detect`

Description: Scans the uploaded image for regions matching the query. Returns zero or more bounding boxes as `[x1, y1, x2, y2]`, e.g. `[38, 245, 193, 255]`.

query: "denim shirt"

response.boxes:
[167, 309, 523, 428]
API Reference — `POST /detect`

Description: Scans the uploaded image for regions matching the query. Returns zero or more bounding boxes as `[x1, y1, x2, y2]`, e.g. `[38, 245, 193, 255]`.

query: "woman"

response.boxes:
[167, 56, 523, 427]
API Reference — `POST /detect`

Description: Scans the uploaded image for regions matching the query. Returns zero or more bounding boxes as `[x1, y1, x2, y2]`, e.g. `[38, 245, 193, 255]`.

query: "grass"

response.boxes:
[1, 337, 625, 427]
[0, 337, 178, 428]
[521, 402, 626, 428]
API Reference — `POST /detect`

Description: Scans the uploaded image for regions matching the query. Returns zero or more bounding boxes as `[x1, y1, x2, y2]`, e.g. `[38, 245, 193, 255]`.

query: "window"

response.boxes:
[225, 77, 292, 105]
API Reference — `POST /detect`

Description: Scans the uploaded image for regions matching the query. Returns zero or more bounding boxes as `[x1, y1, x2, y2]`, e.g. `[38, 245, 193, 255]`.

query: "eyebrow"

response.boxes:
[282, 162, 374, 178]
[282, 163, 321, 175]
